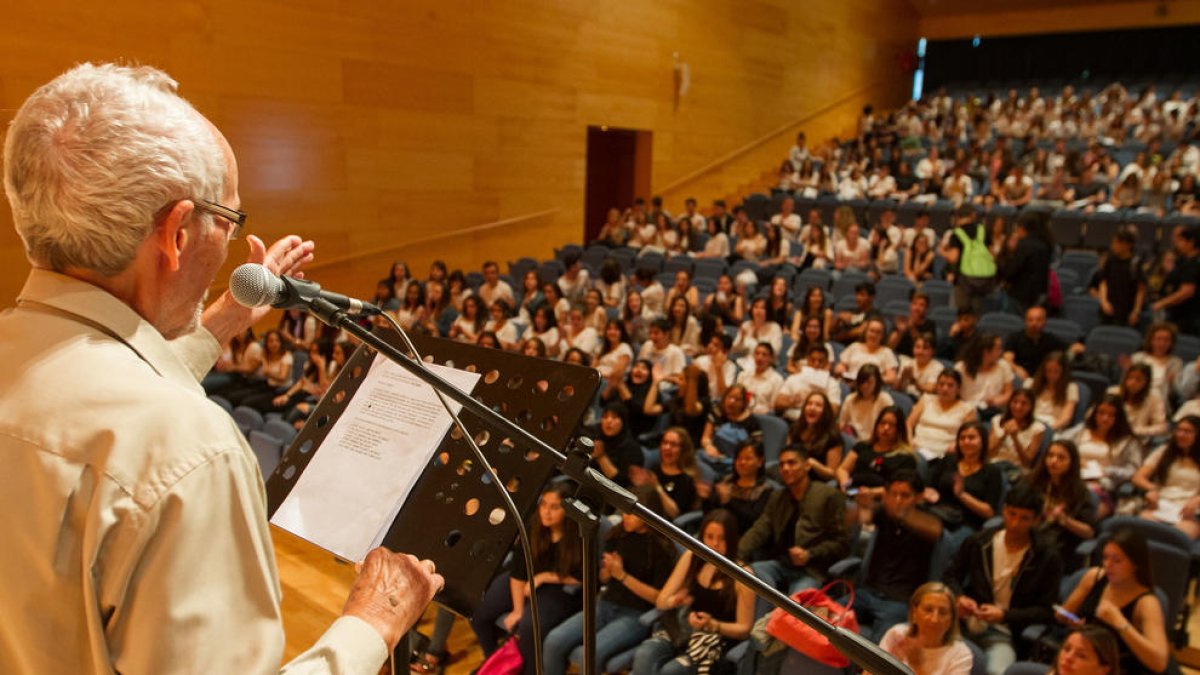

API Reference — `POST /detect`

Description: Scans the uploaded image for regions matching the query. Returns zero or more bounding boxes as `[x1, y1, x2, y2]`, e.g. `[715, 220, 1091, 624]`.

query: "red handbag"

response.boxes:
[764, 580, 860, 668]
[477, 636, 523, 675]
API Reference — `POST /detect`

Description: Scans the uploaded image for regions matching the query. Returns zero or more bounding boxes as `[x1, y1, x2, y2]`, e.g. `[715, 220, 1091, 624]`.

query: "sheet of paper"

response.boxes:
[271, 354, 481, 562]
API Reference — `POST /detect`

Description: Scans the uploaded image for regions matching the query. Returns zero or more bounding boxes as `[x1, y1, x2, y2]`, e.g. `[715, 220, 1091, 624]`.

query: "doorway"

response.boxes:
[584, 126, 652, 243]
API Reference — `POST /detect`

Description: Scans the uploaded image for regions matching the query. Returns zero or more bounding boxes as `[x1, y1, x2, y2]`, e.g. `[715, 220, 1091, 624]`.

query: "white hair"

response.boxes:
[3, 62, 226, 275]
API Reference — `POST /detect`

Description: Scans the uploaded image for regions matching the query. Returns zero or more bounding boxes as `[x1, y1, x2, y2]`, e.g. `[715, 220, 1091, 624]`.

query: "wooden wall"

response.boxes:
[0, 0, 917, 308]
[919, 0, 1200, 39]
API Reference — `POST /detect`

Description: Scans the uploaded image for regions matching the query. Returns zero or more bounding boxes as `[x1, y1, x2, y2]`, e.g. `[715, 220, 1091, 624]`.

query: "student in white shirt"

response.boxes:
[880, 582, 973, 675]
[735, 343, 785, 415]
[777, 343, 842, 420]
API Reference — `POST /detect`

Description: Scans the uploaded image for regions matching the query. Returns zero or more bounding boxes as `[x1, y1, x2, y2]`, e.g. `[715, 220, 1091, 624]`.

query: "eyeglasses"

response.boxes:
[194, 199, 247, 240]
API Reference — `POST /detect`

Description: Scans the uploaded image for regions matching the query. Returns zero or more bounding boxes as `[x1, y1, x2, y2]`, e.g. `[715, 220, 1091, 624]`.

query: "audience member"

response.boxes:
[879, 582, 974, 675]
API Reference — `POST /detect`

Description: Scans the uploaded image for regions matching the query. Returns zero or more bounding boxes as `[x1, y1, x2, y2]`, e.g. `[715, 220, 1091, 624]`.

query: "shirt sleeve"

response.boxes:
[170, 327, 223, 382]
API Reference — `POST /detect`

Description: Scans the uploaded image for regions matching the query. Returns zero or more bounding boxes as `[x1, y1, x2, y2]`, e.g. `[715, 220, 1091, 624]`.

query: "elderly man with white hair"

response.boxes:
[0, 63, 442, 673]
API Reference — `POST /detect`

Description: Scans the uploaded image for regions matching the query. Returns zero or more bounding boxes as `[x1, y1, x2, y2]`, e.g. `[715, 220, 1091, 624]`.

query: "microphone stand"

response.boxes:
[304, 297, 912, 675]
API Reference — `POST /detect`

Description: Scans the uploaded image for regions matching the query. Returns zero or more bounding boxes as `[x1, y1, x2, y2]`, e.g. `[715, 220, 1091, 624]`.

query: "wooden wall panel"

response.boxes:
[0, 0, 918, 309]
[919, 0, 1200, 39]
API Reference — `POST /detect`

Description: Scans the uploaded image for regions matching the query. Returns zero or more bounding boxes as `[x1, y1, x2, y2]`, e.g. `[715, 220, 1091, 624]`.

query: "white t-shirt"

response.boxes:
[880, 625, 973, 675]
[777, 367, 843, 420]
[693, 354, 739, 392]
[990, 416, 1048, 468]
[956, 360, 1013, 408]
[595, 343, 634, 378]
[839, 343, 898, 380]
[900, 356, 944, 398]
[912, 395, 976, 460]
[477, 280, 515, 308]
[637, 341, 686, 378]
[838, 391, 895, 440]
[771, 213, 803, 241]
[736, 368, 785, 415]
[1025, 378, 1079, 429]
[991, 530, 1029, 612]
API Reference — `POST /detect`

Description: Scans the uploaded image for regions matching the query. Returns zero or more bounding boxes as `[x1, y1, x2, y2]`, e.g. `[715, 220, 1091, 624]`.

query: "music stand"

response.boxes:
[264, 328, 601, 617]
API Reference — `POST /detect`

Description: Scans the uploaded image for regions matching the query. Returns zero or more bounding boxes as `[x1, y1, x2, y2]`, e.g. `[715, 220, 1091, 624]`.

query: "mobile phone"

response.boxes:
[1053, 604, 1080, 623]
[845, 488, 860, 496]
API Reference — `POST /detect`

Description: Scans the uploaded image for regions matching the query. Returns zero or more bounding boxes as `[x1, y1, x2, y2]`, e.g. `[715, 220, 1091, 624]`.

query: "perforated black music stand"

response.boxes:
[264, 328, 601, 617]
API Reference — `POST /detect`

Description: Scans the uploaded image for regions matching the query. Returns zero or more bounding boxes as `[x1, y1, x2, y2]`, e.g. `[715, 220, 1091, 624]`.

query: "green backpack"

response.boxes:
[953, 224, 996, 278]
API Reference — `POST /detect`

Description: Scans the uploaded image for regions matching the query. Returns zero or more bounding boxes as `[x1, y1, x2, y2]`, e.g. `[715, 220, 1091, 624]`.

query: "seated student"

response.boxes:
[909, 370, 979, 461]
[853, 473, 945, 641]
[1058, 395, 1145, 518]
[939, 307, 979, 362]
[1056, 529, 1170, 675]
[925, 422, 1004, 534]
[591, 402, 647, 488]
[470, 484, 583, 675]
[879, 582, 974, 675]
[836, 318, 900, 385]
[1025, 440, 1097, 571]
[838, 364, 895, 440]
[898, 332, 945, 399]
[1002, 306, 1070, 382]
[665, 296, 702, 357]
[956, 333, 1014, 417]
[1129, 415, 1200, 539]
[732, 298, 783, 372]
[776, 343, 842, 420]
[734, 343, 784, 416]
[1049, 626, 1121, 675]
[1129, 322, 1184, 407]
[888, 293, 938, 359]
[1107, 364, 1169, 441]
[543, 486, 678, 675]
[737, 445, 848, 593]
[699, 385, 764, 475]
[787, 392, 849, 483]
[632, 510, 755, 675]
[631, 428, 700, 519]
[559, 304, 600, 360]
[945, 483, 1063, 675]
[1026, 352, 1079, 432]
[831, 282, 883, 345]
[702, 443, 776, 537]
[787, 315, 836, 375]
[989, 389, 1048, 477]
[638, 317, 688, 387]
[841, 406, 917, 495]
[693, 333, 738, 401]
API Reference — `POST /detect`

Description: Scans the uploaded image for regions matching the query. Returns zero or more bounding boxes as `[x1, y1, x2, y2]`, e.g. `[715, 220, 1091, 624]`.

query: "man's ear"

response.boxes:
[157, 199, 196, 272]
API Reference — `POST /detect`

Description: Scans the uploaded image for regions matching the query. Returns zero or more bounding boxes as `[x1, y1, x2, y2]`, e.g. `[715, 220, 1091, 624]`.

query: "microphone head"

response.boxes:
[229, 263, 279, 309]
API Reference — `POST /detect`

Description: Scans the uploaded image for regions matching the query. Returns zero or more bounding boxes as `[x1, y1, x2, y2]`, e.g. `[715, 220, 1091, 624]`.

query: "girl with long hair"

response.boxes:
[989, 388, 1047, 474]
[955, 332, 1014, 414]
[1027, 351, 1079, 431]
[699, 384, 763, 474]
[1130, 322, 1183, 405]
[596, 319, 634, 381]
[470, 484, 584, 675]
[1058, 528, 1170, 675]
[1060, 394, 1144, 517]
[449, 295, 485, 344]
[790, 285, 832, 343]
[788, 392, 848, 482]
[841, 405, 916, 493]
[525, 305, 562, 359]
[1026, 440, 1098, 568]
[701, 274, 745, 329]
[731, 297, 783, 372]
[925, 422, 1003, 532]
[542, 485, 678, 675]
[838, 364, 895, 440]
[1130, 415, 1200, 539]
[1049, 627, 1120, 675]
[666, 296, 702, 357]
[702, 443, 775, 536]
[630, 427, 699, 519]
[1109, 364, 1168, 440]
[904, 232, 935, 284]
[632, 509, 754, 675]
[909, 369, 979, 461]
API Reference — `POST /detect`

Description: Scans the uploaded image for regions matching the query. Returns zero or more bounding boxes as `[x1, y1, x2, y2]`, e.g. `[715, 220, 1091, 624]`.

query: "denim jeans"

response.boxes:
[749, 559, 819, 593]
[632, 636, 695, 675]
[543, 600, 648, 675]
[851, 586, 910, 642]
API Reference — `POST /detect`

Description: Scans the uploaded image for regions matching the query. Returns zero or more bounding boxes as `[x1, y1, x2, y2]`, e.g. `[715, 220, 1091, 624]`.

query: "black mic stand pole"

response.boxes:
[305, 297, 912, 675]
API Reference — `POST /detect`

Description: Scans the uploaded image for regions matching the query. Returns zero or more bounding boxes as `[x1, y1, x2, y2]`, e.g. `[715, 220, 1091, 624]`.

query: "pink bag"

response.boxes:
[477, 636, 523, 675]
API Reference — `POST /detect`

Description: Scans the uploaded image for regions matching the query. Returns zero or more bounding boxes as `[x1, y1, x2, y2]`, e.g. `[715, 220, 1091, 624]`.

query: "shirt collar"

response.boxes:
[16, 268, 203, 393]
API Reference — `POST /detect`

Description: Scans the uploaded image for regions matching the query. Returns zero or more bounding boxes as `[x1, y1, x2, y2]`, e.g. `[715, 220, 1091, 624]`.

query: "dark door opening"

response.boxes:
[584, 126, 651, 243]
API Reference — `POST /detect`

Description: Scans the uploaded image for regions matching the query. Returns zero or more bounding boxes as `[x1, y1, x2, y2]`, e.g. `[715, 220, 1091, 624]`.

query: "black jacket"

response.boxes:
[1002, 237, 1051, 307]
[945, 525, 1063, 655]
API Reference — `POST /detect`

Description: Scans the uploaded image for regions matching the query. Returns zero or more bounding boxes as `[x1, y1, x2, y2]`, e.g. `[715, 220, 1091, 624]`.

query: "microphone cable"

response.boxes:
[375, 312, 545, 675]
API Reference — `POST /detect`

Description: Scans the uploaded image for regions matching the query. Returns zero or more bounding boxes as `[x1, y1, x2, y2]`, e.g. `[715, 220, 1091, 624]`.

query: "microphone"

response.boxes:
[229, 263, 382, 316]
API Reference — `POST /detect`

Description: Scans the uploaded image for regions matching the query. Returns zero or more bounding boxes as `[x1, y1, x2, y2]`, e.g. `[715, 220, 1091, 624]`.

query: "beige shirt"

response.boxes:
[0, 270, 385, 674]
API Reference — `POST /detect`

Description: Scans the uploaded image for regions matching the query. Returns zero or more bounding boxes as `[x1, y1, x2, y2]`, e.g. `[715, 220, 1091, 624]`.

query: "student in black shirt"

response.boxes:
[1094, 230, 1146, 327]
[1153, 225, 1200, 335]
[888, 292, 937, 358]
[542, 485, 678, 675]
[592, 402, 647, 488]
[1003, 305, 1069, 381]
[851, 470, 944, 641]
[1000, 209, 1053, 316]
